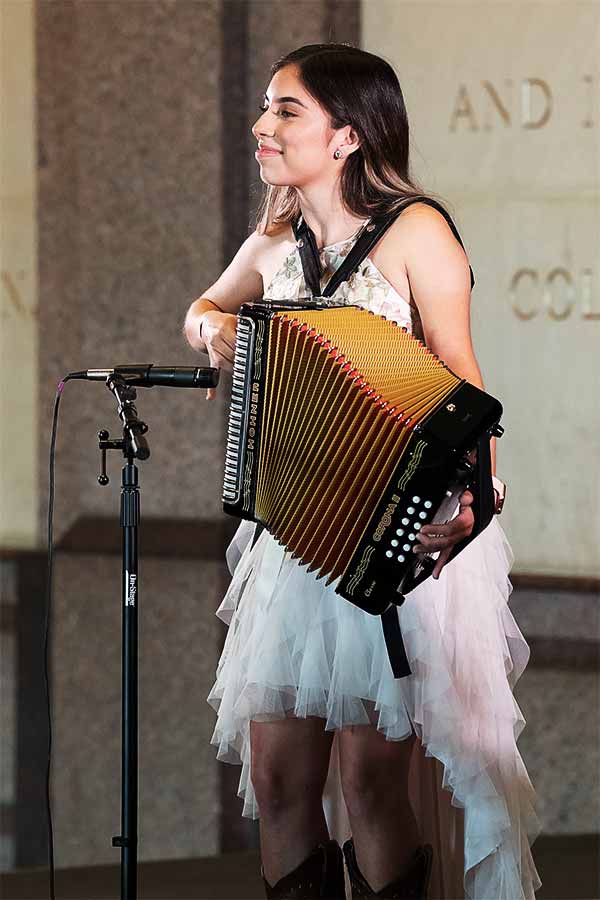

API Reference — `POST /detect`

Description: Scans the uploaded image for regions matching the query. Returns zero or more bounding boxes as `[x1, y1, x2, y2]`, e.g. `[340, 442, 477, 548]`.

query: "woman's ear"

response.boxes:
[338, 125, 361, 157]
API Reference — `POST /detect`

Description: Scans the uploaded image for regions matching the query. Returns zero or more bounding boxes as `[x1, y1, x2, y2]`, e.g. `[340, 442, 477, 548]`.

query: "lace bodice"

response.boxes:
[264, 233, 413, 332]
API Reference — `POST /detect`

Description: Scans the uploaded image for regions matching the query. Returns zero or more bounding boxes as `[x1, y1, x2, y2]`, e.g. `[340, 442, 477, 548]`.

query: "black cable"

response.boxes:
[44, 375, 73, 900]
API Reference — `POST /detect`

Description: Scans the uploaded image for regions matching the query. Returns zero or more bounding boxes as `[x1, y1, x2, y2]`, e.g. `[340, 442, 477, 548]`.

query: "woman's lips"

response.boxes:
[256, 148, 283, 159]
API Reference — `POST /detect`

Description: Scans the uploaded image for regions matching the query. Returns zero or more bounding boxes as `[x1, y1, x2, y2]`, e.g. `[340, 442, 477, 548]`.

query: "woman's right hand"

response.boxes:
[201, 310, 238, 400]
[184, 231, 267, 398]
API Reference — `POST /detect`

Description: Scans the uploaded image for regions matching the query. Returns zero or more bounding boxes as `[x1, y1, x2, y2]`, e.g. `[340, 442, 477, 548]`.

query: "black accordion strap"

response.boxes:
[291, 215, 323, 298]
[322, 212, 405, 298]
[292, 196, 474, 302]
[381, 604, 412, 678]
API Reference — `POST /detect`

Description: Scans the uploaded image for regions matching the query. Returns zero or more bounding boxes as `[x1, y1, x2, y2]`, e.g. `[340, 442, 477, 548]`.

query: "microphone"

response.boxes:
[67, 365, 220, 389]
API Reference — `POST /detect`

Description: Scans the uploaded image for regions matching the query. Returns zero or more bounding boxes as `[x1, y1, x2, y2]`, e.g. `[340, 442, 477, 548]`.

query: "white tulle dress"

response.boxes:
[207, 235, 542, 900]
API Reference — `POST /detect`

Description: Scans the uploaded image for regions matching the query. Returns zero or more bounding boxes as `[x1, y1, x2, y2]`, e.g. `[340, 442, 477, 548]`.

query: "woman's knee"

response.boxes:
[249, 717, 334, 817]
[338, 726, 415, 818]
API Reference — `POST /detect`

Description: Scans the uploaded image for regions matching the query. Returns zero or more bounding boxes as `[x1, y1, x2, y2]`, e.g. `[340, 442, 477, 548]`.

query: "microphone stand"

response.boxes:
[95, 370, 218, 900]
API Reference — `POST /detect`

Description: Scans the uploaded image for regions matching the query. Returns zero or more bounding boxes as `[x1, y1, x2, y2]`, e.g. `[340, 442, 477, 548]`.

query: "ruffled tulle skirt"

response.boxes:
[207, 518, 542, 900]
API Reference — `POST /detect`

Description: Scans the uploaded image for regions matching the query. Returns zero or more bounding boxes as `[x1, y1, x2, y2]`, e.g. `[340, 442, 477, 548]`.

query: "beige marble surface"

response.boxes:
[0, 1, 38, 549]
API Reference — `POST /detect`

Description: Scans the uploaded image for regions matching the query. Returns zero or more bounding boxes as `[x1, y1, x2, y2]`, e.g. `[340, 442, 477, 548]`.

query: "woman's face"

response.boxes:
[252, 65, 343, 188]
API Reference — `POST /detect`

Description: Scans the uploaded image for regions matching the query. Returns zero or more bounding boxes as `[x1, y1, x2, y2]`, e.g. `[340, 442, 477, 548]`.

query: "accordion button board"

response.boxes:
[223, 302, 502, 615]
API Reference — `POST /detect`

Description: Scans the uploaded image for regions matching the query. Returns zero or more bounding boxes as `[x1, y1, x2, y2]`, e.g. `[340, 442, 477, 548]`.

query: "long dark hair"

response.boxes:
[256, 43, 445, 233]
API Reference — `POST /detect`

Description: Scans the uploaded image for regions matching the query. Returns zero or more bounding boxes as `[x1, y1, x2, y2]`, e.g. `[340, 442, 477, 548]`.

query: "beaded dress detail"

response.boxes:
[207, 235, 542, 900]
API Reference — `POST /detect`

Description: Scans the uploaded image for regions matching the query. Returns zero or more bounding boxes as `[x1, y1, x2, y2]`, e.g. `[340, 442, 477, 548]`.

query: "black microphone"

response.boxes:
[67, 365, 220, 388]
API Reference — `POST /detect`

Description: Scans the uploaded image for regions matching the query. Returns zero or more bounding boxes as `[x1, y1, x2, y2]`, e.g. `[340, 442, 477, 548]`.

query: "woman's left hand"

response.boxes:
[413, 489, 475, 579]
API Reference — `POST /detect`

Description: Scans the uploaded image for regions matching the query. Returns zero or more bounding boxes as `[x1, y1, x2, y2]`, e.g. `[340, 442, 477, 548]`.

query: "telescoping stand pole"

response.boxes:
[97, 375, 149, 900]
[114, 455, 140, 899]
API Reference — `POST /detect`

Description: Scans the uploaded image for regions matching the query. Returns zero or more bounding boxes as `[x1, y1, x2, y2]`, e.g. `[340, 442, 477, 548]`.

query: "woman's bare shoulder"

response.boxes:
[252, 222, 295, 252]
[367, 203, 452, 300]
[252, 223, 296, 289]
[373, 201, 470, 279]
[383, 201, 461, 247]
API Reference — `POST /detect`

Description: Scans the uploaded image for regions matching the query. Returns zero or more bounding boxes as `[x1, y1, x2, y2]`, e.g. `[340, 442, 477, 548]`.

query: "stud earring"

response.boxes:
[333, 149, 343, 160]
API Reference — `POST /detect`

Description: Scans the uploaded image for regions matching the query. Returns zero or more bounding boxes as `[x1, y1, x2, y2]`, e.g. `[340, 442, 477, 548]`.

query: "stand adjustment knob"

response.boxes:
[98, 429, 110, 485]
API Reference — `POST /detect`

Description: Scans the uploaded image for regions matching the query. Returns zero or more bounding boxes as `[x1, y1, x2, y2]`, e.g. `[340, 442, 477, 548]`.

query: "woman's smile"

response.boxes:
[255, 146, 283, 159]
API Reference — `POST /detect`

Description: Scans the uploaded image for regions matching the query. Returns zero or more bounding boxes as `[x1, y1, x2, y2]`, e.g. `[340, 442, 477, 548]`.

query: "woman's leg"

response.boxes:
[338, 724, 421, 892]
[250, 715, 335, 886]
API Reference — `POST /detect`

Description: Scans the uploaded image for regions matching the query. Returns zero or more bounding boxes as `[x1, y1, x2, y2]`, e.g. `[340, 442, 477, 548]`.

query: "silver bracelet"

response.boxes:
[199, 312, 209, 341]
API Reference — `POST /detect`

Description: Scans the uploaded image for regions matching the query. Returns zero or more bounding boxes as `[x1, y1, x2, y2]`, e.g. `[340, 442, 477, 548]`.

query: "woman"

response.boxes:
[184, 44, 541, 900]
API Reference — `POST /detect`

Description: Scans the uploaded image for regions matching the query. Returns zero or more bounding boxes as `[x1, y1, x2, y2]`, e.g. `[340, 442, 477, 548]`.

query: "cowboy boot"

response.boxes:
[342, 838, 433, 900]
[262, 839, 346, 899]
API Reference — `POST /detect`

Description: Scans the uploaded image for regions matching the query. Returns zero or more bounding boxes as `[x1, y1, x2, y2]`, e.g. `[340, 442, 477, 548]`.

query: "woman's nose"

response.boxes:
[252, 110, 275, 138]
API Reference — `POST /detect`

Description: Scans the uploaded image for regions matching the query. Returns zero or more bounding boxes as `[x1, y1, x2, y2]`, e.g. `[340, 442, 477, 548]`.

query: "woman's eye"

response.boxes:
[257, 104, 295, 119]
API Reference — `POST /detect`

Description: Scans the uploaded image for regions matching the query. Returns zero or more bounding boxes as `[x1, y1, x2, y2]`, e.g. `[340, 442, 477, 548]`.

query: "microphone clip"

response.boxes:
[99, 374, 151, 466]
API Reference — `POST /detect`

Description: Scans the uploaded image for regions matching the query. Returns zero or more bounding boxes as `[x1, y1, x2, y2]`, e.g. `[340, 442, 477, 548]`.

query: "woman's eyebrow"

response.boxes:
[264, 93, 308, 109]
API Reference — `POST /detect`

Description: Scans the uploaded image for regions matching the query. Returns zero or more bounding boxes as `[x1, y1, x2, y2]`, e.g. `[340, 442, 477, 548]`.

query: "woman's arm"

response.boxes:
[398, 204, 496, 475]
[373, 203, 493, 575]
[184, 230, 266, 397]
[184, 229, 265, 351]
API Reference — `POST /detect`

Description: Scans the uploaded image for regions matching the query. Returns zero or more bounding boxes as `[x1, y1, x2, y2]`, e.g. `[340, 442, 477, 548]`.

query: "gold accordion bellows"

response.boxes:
[223, 302, 502, 614]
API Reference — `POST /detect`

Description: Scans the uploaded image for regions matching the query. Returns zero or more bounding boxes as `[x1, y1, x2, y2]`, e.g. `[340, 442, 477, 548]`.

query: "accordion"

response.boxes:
[222, 301, 503, 616]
